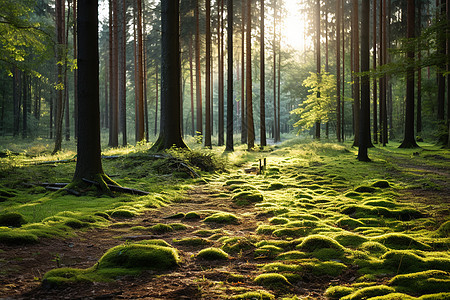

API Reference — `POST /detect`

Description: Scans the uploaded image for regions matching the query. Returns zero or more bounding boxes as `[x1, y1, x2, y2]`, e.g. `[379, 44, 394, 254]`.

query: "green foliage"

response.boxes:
[291, 72, 337, 132]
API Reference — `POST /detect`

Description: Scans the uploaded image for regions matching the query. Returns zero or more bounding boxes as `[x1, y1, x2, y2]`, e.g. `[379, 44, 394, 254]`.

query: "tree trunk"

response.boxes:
[437, 0, 445, 122]
[109, 0, 118, 147]
[241, 0, 247, 144]
[118, 0, 127, 146]
[315, 0, 321, 140]
[155, 63, 159, 136]
[351, 0, 359, 147]
[136, 0, 145, 142]
[205, 0, 212, 148]
[195, 0, 202, 139]
[399, 0, 418, 148]
[151, 0, 187, 151]
[342, 0, 345, 142]
[225, 0, 234, 151]
[53, 0, 65, 153]
[218, 0, 225, 146]
[260, 0, 266, 147]
[13, 68, 20, 137]
[336, 0, 341, 142]
[189, 36, 195, 136]
[73, 0, 78, 139]
[64, 2, 71, 142]
[246, 0, 254, 149]
[417, 0, 422, 136]
[358, 0, 370, 161]
[22, 72, 28, 139]
[273, 0, 278, 142]
[73, 0, 106, 181]
[373, 0, 378, 144]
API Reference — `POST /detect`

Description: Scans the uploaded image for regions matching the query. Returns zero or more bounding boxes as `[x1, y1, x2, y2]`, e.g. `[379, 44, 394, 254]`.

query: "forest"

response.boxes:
[0, 0, 449, 299]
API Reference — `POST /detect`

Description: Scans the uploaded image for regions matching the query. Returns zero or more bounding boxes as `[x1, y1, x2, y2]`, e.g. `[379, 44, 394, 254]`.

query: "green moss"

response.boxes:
[225, 180, 248, 186]
[98, 243, 180, 270]
[193, 229, 221, 237]
[168, 223, 189, 231]
[94, 212, 110, 220]
[64, 219, 89, 229]
[359, 241, 389, 255]
[184, 211, 201, 220]
[354, 186, 378, 193]
[297, 234, 346, 252]
[204, 212, 239, 224]
[196, 247, 229, 260]
[381, 250, 426, 273]
[341, 285, 396, 300]
[373, 233, 430, 250]
[345, 191, 363, 199]
[135, 239, 172, 247]
[268, 217, 289, 225]
[436, 220, 450, 237]
[221, 237, 255, 254]
[230, 291, 275, 300]
[304, 260, 347, 276]
[267, 182, 284, 190]
[419, 293, 450, 300]
[335, 232, 369, 247]
[165, 212, 185, 219]
[324, 286, 355, 299]
[0, 230, 39, 245]
[276, 250, 308, 260]
[337, 217, 365, 230]
[254, 273, 290, 289]
[109, 209, 137, 218]
[273, 227, 308, 238]
[255, 239, 291, 249]
[254, 245, 283, 259]
[261, 262, 302, 273]
[389, 270, 450, 294]
[363, 199, 397, 208]
[0, 212, 27, 227]
[372, 180, 391, 188]
[232, 191, 264, 205]
[172, 237, 211, 247]
[150, 223, 174, 234]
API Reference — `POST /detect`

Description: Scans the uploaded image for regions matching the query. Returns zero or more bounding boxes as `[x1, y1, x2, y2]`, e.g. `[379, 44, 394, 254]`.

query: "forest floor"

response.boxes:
[0, 138, 449, 300]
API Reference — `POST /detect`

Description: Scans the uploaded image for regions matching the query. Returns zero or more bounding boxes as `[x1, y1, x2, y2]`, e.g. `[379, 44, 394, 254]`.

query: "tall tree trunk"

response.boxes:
[142, 1, 149, 142]
[342, 0, 345, 142]
[136, 0, 145, 142]
[64, 2, 71, 142]
[399, 0, 418, 148]
[22, 72, 28, 139]
[225, 0, 234, 151]
[277, 34, 281, 140]
[246, 0, 254, 149]
[218, 0, 225, 146]
[351, 0, 359, 146]
[13, 68, 20, 137]
[155, 63, 159, 136]
[358, 0, 370, 161]
[273, 0, 278, 142]
[260, 0, 266, 147]
[109, 0, 118, 147]
[151, 0, 187, 151]
[373, 0, 378, 144]
[437, 0, 445, 122]
[118, 0, 127, 146]
[53, 0, 65, 153]
[104, 55, 109, 129]
[195, 0, 202, 140]
[73, 0, 78, 139]
[382, 0, 388, 144]
[241, 0, 247, 144]
[73, 0, 106, 181]
[417, 0, 422, 136]
[189, 36, 195, 136]
[315, 0, 321, 140]
[336, 0, 341, 142]
[205, 0, 212, 148]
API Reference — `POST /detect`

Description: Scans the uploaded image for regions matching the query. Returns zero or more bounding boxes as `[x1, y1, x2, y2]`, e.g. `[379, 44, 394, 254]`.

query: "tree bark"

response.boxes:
[399, 0, 418, 148]
[136, 0, 145, 142]
[205, 0, 212, 148]
[246, 0, 254, 149]
[358, 0, 370, 161]
[13, 68, 20, 137]
[195, 0, 202, 139]
[273, 0, 278, 142]
[225, 0, 234, 151]
[372, 0, 378, 144]
[218, 0, 225, 146]
[73, 0, 78, 139]
[315, 0, 321, 140]
[118, 0, 127, 146]
[151, 0, 187, 151]
[53, 0, 65, 153]
[22, 72, 28, 139]
[189, 36, 195, 136]
[260, 0, 266, 147]
[351, 0, 359, 146]
[241, 0, 247, 144]
[336, 0, 341, 142]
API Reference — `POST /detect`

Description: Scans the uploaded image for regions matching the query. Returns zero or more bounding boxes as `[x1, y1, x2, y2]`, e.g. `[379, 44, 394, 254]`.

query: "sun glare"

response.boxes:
[282, 0, 308, 52]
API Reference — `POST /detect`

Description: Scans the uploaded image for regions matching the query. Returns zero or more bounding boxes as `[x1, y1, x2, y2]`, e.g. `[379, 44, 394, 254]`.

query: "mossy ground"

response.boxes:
[0, 137, 449, 299]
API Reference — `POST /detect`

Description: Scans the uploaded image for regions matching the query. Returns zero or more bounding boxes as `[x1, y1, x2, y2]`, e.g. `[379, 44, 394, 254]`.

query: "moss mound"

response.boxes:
[173, 237, 211, 247]
[230, 291, 275, 300]
[354, 186, 378, 193]
[334, 232, 369, 247]
[389, 270, 450, 294]
[254, 273, 290, 289]
[109, 209, 136, 218]
[297, 234, 346, 252]
[221, 237, 255, 254]
[437, 220, 450, 237]
[232, 191, 264, 205]
[359, 241, 388, 255]
[337, 217, 365, 230]
[197, 247, 229, 260]
[150, 223, 174, 234]
[0, 212, 27, 227]
[267, 182, 284, 190]
[276, 250, 308, 260]
[184, 211, 201, 220]
[373, 233, 430, 250]
[254, 245, 283, 259]
[325, 286, 355, 299]
[341, 285, 396, 300]
[372, 180, 391, 188]
[98, 243, 180, 270]
[204, 212, 239, 224]
[0, 230, 39, 245]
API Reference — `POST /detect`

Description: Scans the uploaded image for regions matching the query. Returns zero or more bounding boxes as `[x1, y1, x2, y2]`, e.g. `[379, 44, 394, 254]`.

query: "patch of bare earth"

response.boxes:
[1, 182, 333, 299]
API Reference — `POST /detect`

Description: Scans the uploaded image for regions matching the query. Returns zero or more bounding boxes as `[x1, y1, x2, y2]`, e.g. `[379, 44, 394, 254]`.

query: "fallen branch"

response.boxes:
[32, 158, 76, 165]
[82, 178, 149, 196]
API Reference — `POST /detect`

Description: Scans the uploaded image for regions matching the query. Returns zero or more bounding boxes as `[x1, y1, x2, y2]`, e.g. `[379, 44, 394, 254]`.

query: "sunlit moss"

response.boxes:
[230, 291, 275, 300]
[197, 247, 229, 260]
[204, 212, 240, 224]
[324, 286, 355, 299]
[341, 285, 396, 300]
[254, 273, 290, 289]
[389, 270, 450, 294]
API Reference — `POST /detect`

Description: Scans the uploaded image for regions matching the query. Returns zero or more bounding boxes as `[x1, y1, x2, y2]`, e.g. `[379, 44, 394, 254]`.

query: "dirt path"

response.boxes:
[1, 182, 298, 300]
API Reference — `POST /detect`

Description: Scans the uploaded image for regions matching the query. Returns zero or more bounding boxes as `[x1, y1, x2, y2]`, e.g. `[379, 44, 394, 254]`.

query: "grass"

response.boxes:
[1, 137, 449, 299]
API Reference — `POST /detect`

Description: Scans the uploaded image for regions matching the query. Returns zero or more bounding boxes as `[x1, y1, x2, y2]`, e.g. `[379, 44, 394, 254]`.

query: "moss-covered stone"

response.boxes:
[335, 232, 369, 247]
[276, 250, 308, 260]
[172, 237, 211, 247]
[109, 209, 136, 218]
[0, 212, 27, 227]
[221, 236, 255, 254]
[297, 234, 346, 252]
[232, 191, 264, 206]
[150, 223, 174, 234]
[184, 211, 201, 220]
[337, 217, 365, 230]
[196, 247, 229, 260]
[254, 245, 283, 259]
[341, 285, 396, 300]
[325, 286, 355, 299]
[373, 233, 431, 250]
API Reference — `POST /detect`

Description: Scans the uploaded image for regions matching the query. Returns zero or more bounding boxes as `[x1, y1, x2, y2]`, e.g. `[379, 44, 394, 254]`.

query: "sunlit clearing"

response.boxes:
[282, 0, 308, 52]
